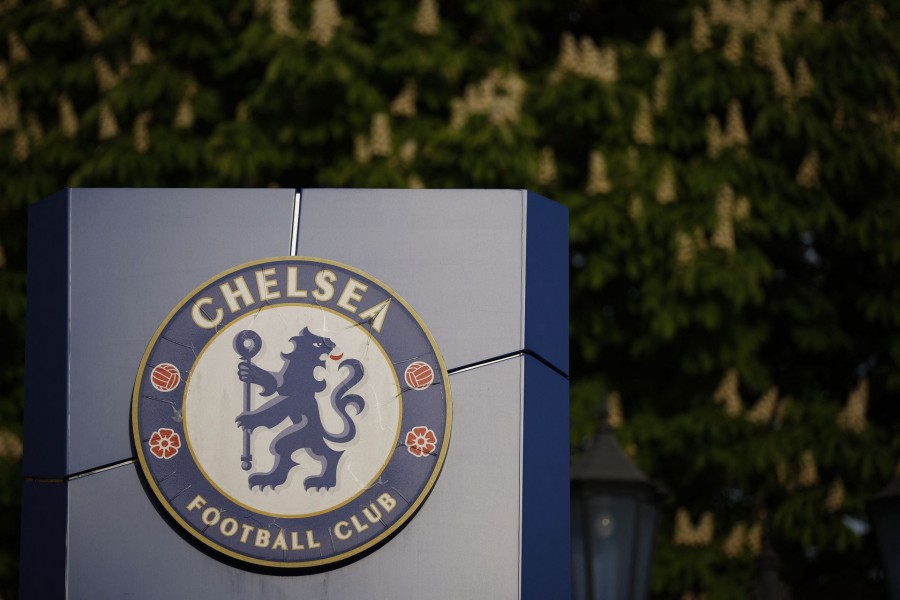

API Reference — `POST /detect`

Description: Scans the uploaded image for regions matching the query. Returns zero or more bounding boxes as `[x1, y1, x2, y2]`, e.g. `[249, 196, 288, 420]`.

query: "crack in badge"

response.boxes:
[131, 257, 452, 569]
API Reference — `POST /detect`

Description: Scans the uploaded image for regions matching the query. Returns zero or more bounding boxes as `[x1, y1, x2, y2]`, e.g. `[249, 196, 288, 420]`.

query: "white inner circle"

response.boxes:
[184, 305, 401, 516]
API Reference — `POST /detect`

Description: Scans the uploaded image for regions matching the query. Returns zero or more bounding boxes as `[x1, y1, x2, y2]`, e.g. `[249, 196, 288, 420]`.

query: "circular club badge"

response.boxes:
[132, 257, 451, 569]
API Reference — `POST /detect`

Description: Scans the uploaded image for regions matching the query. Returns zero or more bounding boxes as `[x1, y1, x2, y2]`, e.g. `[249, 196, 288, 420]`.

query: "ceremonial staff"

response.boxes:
[233, 330, 262, 471]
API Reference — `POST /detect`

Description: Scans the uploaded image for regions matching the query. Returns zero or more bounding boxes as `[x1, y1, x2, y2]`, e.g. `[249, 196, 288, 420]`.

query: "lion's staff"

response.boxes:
[233, 330, 262, 471]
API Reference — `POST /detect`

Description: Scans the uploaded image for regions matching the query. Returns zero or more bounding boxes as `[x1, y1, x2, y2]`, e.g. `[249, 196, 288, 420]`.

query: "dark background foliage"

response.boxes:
[0, 1, 898, 598]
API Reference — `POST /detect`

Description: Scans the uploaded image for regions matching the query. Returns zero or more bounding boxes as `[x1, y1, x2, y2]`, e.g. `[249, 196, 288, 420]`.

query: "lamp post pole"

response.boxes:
[745, 530, 790, 600]
[868, 475, 900, 598]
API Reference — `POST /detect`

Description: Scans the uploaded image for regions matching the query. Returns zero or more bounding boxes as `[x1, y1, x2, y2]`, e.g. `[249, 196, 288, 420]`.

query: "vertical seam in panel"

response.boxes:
[66, 192, 73, 477]
[290, 190, 302, 256]
[65, 483, 70, 598]
[518, 357, 525, 600]
[519, 190, 528, 357]
[518, 190, 527, 599]
[65, 191, 72, 598]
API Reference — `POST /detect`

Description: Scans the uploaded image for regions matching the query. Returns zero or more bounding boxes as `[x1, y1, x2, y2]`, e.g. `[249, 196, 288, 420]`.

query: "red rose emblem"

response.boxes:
[405, 426, 437, 457]
[149, 428, 181, 459]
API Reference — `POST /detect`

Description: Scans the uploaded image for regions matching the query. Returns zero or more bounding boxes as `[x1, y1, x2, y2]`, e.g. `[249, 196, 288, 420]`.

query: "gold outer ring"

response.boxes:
[131, 256, 453, 569]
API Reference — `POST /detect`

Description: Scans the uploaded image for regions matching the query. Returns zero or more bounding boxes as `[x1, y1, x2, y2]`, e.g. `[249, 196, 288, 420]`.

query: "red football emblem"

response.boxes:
[150, 363, 181, 392]
[404, 361, 434, 390]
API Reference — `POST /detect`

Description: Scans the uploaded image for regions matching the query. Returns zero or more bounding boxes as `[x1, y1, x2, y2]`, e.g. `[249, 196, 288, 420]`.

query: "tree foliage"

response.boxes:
[0, 0, 898, 598]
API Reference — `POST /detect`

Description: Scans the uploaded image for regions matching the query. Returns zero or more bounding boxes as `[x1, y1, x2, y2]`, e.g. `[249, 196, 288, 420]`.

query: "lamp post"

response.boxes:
[868, 475, 900, 598]
[571, 409, 661, 600]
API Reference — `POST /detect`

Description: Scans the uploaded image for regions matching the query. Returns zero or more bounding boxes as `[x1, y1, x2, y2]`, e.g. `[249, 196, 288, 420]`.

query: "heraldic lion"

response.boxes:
[235, 328, 366, 491]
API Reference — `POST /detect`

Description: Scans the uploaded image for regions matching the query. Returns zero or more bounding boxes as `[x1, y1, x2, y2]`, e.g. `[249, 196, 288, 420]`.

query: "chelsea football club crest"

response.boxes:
[132, 257, 452, 569]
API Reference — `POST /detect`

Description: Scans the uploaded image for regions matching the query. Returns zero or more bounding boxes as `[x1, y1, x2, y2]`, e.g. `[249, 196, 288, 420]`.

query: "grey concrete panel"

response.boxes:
[65, 188, 295, 475]
[27, 188, 568, 478]
[65, 358, 526, 599]
[25, 187, 569, 598]
[296, 189, 528, 371]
